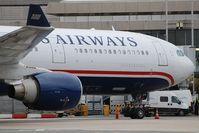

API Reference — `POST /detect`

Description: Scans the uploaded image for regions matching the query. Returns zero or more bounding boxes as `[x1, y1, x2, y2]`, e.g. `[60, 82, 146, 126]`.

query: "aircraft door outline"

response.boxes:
[49, 37, 66, 63]
[152, 41, 168, 66]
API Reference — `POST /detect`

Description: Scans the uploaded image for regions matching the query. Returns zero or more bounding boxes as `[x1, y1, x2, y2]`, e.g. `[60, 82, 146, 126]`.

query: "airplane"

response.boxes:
[0, 5, 195, 113]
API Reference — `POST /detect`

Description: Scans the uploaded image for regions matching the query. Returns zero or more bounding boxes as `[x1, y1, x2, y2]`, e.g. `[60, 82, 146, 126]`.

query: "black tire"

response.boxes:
[178, 110, 185, 116]
[129, 108, 145, 119]
[136, 108, 145, 119]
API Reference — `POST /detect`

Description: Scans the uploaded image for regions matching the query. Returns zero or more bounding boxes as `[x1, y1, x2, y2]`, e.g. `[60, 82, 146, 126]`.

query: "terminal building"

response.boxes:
[0, 0, 198, 113]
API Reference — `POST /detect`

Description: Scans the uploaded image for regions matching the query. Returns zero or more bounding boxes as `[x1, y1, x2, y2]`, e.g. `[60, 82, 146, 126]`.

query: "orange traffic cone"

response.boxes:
[115, 111, 119, 119]
[115, 105, 120, 119]
[155, 109, 160, 119]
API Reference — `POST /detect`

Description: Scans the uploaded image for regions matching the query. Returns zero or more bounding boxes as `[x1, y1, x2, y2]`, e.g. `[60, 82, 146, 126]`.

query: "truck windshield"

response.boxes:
[171, 96, 181, 104]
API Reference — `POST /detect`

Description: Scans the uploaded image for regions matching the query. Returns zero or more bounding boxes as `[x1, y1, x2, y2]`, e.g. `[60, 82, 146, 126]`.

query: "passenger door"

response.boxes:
[50, 37, 66, 63]
[152, 41, 168, 66]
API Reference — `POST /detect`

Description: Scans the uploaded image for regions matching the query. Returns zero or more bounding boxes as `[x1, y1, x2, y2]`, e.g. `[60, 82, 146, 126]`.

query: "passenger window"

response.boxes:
[79, 49, 83, 53]
[113, 50, 117, 54]
[84, 49, 88, 53]
[136, 50, 140, 55]
[141, 50, 144, 55]
[99, 49, 102, 54]
[145, 51, 149, 55]
[94, 49, 97, 54]
[108, 50, 112, 54]
[34, 47, 38, 52]
[160, 96, 168, 102]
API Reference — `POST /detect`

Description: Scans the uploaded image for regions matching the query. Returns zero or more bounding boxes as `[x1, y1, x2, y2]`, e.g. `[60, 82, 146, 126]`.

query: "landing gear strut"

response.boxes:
[122, 94, 145, 119]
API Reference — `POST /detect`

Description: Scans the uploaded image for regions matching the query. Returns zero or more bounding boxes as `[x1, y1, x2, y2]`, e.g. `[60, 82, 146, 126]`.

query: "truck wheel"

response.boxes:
[178, 110, 185, 116]
[136, 108, 144, 119]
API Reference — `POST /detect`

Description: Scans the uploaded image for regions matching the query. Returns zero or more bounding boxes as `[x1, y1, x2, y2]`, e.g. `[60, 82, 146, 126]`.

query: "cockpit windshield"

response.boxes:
[176, 50, 184, 56]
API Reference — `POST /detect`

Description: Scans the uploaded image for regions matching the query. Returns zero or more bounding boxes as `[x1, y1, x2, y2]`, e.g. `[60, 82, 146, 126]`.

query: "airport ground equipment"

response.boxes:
[103, 105, 110, 116]
[144, 90, 192, 116]
[122, 90, 192, 119]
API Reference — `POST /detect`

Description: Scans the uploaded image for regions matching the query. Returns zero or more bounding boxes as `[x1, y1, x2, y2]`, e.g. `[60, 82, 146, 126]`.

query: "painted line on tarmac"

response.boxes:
[18, 129, 46, 132]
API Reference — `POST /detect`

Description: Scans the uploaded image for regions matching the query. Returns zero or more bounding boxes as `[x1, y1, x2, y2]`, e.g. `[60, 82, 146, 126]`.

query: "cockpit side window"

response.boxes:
[176, 50, 184, 57]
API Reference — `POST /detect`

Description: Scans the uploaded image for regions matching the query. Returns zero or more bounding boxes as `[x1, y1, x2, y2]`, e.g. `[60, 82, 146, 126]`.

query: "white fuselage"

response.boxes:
[0, 26, 194, 95]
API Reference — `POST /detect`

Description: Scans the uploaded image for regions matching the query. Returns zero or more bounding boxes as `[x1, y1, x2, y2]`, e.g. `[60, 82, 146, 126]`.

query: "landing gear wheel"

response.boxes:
[136, 108, 144, 119]
[129, 108, 144, 119]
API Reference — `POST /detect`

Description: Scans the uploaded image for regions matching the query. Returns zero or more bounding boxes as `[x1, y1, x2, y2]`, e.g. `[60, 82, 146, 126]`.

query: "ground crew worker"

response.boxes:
[194, 99, 198, 115]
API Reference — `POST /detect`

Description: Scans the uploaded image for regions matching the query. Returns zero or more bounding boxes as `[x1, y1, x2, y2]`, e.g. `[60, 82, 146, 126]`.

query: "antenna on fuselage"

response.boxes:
[111, 26, 116, 31]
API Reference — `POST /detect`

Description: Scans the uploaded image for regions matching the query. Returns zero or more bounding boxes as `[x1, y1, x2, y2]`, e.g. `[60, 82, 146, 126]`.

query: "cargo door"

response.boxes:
[153, 41, 168, 66]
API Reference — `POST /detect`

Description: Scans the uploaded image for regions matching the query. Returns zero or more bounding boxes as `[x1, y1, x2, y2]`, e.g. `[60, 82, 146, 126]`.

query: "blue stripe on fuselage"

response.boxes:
[79, 77, 169, 95]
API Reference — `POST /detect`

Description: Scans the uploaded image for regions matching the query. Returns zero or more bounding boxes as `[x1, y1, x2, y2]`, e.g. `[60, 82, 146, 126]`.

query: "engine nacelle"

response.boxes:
[8, 72, 82, 110]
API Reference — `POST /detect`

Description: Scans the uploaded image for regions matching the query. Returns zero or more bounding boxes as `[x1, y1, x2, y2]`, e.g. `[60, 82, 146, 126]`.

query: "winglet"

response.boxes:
[27, 4, 50, 27]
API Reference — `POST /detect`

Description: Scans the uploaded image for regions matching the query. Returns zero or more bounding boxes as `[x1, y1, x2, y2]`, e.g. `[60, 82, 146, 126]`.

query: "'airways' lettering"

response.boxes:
[42, 38, 49, 44]
[57, 35, 67, 44]
[87, 36, 103, 45]
[115, 37, 125, 46]
[75, 35, 90, 45]
[107, 37, 118, 46]
[127, 37, 137, 47]
[66, 35, 74, 45]
[43, 34, 138, 47]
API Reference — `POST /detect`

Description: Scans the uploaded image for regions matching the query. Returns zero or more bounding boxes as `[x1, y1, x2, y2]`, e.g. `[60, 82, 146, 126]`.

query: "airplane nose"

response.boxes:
[174, 56, 195, 85]
[184, 57, 195, 77]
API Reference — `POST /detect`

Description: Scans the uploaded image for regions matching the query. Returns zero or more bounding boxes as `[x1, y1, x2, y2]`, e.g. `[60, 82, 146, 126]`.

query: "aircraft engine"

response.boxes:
[8, 72, 82, 110]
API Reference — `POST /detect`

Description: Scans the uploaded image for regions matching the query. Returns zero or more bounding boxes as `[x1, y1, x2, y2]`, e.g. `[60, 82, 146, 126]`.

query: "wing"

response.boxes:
[0, 4, 54, 65]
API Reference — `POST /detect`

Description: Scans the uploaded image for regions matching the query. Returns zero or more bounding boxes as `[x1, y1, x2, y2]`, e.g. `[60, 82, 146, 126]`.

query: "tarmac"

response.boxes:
[0, 115, 199, 133]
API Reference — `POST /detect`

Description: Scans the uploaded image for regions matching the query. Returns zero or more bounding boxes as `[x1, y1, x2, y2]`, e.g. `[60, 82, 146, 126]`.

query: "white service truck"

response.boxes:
[144, 90, 192, 116]
[122, 90, 192, 118]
